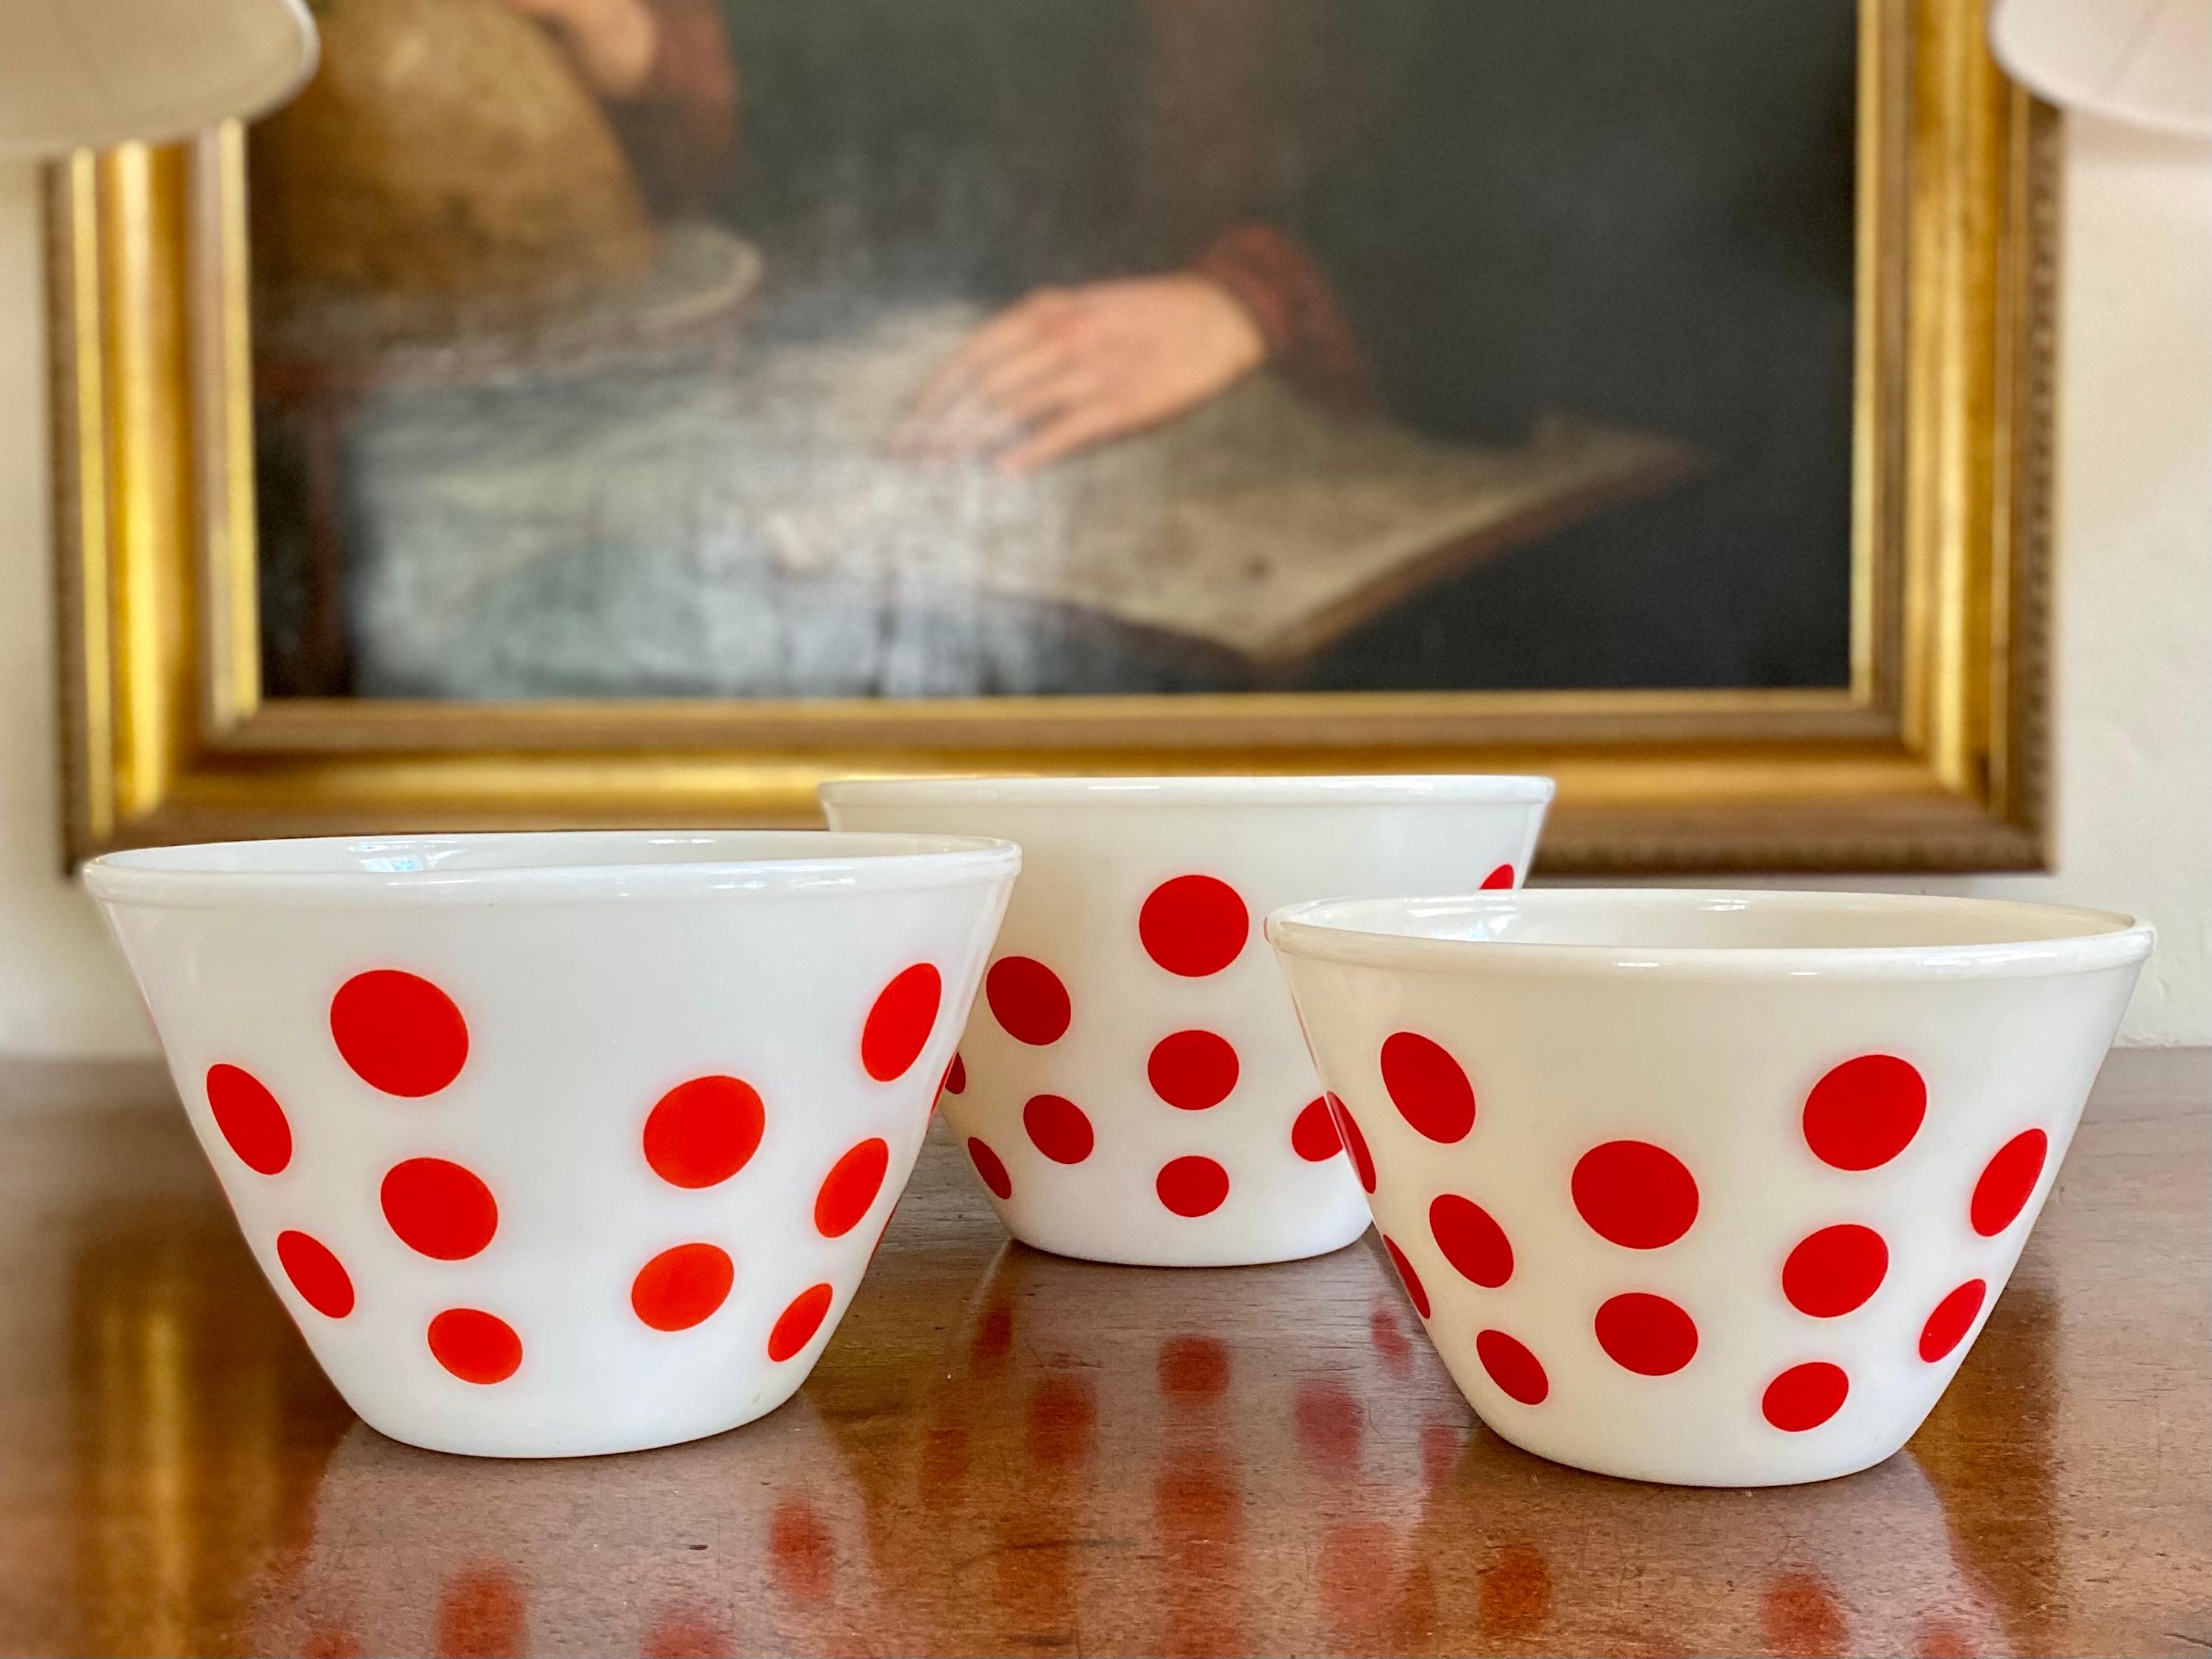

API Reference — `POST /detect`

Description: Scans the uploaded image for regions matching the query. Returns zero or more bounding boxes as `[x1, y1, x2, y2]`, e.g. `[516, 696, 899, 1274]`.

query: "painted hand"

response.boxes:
[895, 275, 1267, 474]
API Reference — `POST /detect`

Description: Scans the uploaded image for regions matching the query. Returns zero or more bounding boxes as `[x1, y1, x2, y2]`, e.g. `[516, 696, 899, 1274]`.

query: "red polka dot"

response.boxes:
[380, 1158, 497, 1260]
[1159, 1334, 1230, 1399]
[1156, 1155, 1230, 1218]
[642, 1075, 767, 1189]
[1292, 1095, 1343, 1162]
[205, 1064, 291, 1175]
[769, 1497, 834, 1601]
[1761, 1573, 1847, 1659]
[275, 1230, 354, 1318]
[1429, 1193, 1514, 1287]
[1370, 1307, 1412, 1371]
[986, 956, 1071, 1045]
[1571, 1140, 1699, 1249]
[438, 1564, 523, 1658]
[1802, 1054, 1926, 1171]
[814, 1137, 890, 1237]
[861, 962, 940, 1081]
[768, 1282, 833, 1362]
[1381, 1235, 1431, 1317]
[1379, 1031, 1476, 1143]
[1763, 1361, 1849, 1431]
[1481, 862, 1516, 889]
[1023, 1093, 1095, 1163]
[1148, 1029, 1240, 1111]
[1329, 1095, 1377, 1193]
[943, 1052, 967, 1095]
[330, 970, 468, 1098]
[1594, 1292, 1699, 1375]
[1971, 1128, 2048, 1236]
[1475, 1329, 1549, 1405]
[1782, 1223, 1889, 1317]
[427, 1308, 521, 1384]
[1918, 1279, 1988, 1363]
[630, 1242, 735, 1332]
[967, 1136, 1012, 1200]
[1139, 875, 1248, 977]
[1294, 1378, 1362, 1468]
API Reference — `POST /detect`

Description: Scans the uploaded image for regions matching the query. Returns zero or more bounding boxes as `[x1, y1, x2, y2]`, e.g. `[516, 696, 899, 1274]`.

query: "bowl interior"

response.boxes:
[93, 830, 995, 876]
[1276, 889, 2145, 956]
[82, 830, 1019, 906]
[821, 773, 1555, 809]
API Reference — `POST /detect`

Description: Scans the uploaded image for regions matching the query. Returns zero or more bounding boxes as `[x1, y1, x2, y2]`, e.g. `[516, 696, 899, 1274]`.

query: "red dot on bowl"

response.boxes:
[380, 1157, 497, 1260]
[1148, 1029, 1240, 1111]
[630, 1241, 736, 1332]
[1381, 1235, 1432, 1317]
[1157, 1155, 1231, 1218]
[1475, 1329, 1549, 1405]
[861, 962, 941, 1082]
[1329, 1095, 1377, 1193]
[815, 1137, 891, 1238]
[206, 1064, 292, 1176]
[1481, 863, 1516, 889]
[1762, 1361, 1849, 1431]
[1139, 875, 1249, 977]
[643, 1074, 767, 1190]
[1023, 1093, 1095, 1164]
[768, 1282, 834, 1362]
[986, 956, 1071, 1045]
[1802, 1054, 1926, 1171]
[943, 1052, 967, 1095]
[1430, 1193, 1514, 1287]
[1291, 1095, 1343, 1162]
[1918, 1278, 1988, 1362]
[1379, 1031, 1476, 1143]
[1571, 1140, 1699, 1249]
[967, 1136, 1012, 1201]
[330, 969, 468, 1098]
[427, 1307, 522, 1385]
[1782, 1223, 1889, 1318]
[1971, 1128, 2049, 1236]
[275, 1229, 354, 1319]
[1594, 1291, 1699, 1376]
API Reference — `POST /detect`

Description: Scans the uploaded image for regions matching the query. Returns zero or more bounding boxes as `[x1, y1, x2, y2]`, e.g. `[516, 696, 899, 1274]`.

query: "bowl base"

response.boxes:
[1000, 1215, 1371, 1270]
[348, 1386, 806, 1460]
[1476, 1411, 1918, 1488]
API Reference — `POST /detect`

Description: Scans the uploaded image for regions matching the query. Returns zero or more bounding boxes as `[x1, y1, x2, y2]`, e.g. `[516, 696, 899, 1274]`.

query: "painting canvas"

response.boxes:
[245, 0, 1859, 703]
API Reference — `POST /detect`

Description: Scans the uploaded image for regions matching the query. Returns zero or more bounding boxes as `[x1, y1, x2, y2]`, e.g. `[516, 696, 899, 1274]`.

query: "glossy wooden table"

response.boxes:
[1, 1051, 2204, 1658]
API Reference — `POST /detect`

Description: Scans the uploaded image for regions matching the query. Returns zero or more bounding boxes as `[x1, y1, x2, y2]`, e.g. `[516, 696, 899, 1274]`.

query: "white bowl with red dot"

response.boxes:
[1268, 888, 2151, 1486]
[85, 830, 1018, 1457]
[821, 775, 1552, 1267]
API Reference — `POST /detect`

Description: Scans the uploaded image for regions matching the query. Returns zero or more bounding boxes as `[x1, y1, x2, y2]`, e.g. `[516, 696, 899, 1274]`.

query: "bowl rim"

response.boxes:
[1266, 888, 2155, 979]
[81, 829, 1022, 907]
[819, 772, 1555, 809]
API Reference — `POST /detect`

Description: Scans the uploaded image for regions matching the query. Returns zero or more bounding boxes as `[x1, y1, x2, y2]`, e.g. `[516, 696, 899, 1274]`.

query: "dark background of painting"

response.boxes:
[255, 0, 1859, 697]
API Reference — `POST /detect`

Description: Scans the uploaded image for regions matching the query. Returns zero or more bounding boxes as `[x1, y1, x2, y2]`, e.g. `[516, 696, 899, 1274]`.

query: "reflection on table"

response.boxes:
[4, 1054, 2202, 1656]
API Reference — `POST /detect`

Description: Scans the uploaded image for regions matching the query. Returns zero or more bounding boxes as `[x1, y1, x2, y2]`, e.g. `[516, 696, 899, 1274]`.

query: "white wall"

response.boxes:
[0, 114, 2202, 1056]
[0, 163, 151, 1054]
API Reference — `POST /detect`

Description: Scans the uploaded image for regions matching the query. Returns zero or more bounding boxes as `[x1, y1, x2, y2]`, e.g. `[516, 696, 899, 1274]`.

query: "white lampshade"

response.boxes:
[1991, 0, 2211, 141]
[0, 0, 318, 158]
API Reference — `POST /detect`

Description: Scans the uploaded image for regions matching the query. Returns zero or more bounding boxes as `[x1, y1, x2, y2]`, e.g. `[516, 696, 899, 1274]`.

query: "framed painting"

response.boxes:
[49, 0, 2055, 871]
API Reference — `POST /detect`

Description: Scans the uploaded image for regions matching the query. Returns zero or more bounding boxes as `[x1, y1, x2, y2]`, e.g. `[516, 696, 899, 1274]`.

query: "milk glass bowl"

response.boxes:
[1269, 888, 2150, 1485]
[85, 830, 1018, 1457]
[822, 775, 1551, 1265]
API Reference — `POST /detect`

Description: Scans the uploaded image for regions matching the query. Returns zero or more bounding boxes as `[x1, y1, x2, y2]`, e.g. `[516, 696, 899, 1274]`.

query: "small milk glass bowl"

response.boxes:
[84, 830, 1019, 1458]
[822, 775, 1551, 1267]
[1268, 888, 2150, 1486]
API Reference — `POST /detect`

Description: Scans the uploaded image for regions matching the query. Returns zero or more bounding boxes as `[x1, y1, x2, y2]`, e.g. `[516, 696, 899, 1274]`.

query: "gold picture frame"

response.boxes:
[49, 0, 2055, 873]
